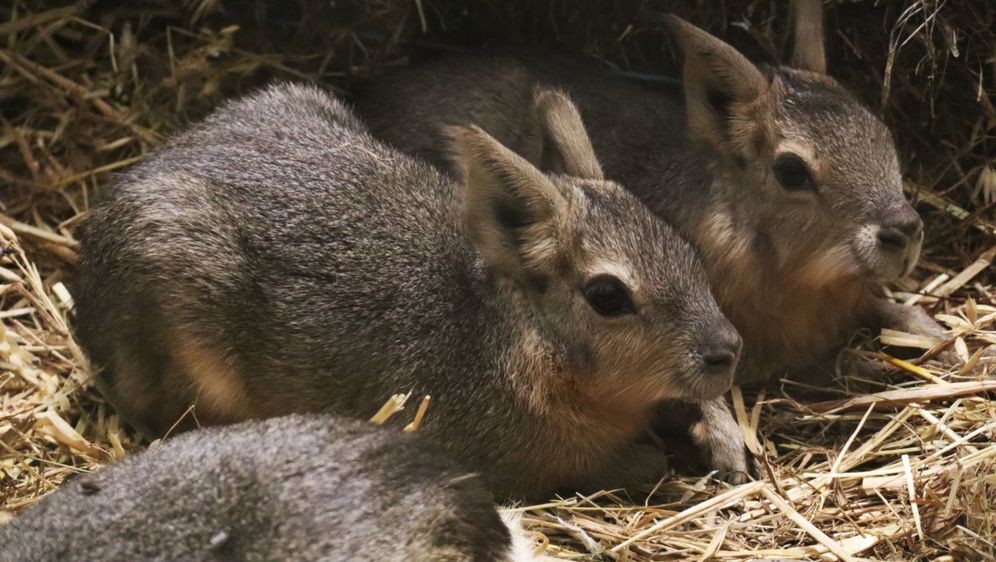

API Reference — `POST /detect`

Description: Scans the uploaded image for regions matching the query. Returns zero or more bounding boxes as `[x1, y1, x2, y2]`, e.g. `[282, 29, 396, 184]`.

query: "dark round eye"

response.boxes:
[582, 275, 636, 317]
[773, 153, 814, 191]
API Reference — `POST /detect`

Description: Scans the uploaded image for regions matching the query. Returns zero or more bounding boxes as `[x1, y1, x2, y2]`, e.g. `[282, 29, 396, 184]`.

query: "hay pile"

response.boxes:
[1, 0, 993, 559]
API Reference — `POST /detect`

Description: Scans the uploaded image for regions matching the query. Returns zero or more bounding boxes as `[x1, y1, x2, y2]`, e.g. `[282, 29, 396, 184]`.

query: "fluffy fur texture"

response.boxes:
[74, 83, 738, 499]
[0, 415, 539, 562]
[353, 0, 943, 481]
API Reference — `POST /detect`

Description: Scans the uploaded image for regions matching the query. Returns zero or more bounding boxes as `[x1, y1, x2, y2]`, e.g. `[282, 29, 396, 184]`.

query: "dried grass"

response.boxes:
[1, 1, 993, 559]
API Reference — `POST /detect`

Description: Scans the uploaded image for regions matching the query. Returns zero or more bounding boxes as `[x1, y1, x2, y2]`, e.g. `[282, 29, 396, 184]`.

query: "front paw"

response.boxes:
[690, 398, 754, 484]
[874, 298, 951, 360]
[875, 298, 948, 340]
[896, 304, 947, 339]
[690, 417, 752, 484]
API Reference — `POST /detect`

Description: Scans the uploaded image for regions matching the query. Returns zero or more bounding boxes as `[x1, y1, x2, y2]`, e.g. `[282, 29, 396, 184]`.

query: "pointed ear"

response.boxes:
[787, 0, 827, 74]
[662, 15, 771, 150]
[533, 89, 604, 180]
[449, 125, 567, 284]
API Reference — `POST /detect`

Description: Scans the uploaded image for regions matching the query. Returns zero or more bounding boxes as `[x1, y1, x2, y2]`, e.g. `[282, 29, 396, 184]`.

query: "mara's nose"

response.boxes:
[877, 205, 923, 251]
[701, 323, 742, 377]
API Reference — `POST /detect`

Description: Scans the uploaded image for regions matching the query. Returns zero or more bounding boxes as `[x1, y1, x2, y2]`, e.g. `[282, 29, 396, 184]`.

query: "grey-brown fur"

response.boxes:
[0, 415, 530, 562]
[353, 0, 944, 480]
[73, 83, 740, 499]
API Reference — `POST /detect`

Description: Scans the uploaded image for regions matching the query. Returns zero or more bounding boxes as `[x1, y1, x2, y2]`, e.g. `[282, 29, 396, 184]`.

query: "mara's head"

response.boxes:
[666, 0, 923, 285]
[449, 90, 741, 404]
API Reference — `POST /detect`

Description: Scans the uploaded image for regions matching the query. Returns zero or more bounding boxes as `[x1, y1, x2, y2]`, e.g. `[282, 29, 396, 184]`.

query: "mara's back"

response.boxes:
[74, 84, 495, 433]
[358, 55, 701, 222]
[529, 60, 707, 221]
[528, 57, 688, 167]
[0, 415, 521, 562]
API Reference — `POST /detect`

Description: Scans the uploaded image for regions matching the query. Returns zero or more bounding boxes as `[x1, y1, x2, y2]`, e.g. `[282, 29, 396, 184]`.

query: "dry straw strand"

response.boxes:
[1, 1, 993, 559]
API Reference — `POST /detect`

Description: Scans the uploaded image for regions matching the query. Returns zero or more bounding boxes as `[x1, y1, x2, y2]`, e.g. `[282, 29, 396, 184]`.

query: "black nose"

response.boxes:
[878, 207, 923, 251]
[701, 324, 741, 376]
[876, 227, 908, 250]
[702, 349, 737, 372]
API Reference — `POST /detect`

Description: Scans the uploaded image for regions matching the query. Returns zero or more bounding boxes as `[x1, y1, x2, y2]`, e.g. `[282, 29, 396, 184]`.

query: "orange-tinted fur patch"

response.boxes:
[506, 328, 659, 489]
[171, 331, 255, 423]
[696, 214, 867, 384]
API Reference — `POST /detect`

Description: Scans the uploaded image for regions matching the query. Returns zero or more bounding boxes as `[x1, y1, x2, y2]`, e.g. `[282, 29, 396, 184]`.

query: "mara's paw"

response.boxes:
[691, 398, 754, 484]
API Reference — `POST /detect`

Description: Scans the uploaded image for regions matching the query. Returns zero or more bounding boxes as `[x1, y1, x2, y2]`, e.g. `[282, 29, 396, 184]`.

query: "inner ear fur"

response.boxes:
[533, 88, 604, 180]
[787, 0, 827, 74]
[663, 15, 774, 155]
[449, 125, 567, 283]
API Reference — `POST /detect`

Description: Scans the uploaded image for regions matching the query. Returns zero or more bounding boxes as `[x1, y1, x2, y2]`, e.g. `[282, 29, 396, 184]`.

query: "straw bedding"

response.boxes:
[1, 1, 993, 559]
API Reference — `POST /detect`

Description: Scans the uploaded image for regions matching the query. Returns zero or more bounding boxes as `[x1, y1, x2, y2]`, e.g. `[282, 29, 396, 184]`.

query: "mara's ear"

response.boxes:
[663, 15, 771, 150]
[533, 89, 604, 180]
[449, 125, 567, 284]
[787, 0, 827, 74]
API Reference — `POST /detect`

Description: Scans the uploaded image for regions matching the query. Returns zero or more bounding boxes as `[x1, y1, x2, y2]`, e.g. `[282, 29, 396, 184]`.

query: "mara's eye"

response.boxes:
[582, 275, 636, 317]
[773, 153, 814, 192]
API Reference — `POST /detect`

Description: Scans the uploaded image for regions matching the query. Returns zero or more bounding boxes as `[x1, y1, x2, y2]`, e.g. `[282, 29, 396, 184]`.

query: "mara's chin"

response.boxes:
[679, 373, 733, 403]
[864, 253, 911, 281]
[854, 234, 922, 281]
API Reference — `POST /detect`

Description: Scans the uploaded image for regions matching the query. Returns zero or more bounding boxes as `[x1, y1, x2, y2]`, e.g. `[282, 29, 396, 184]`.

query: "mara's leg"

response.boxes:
[653, 397, 753, 484]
